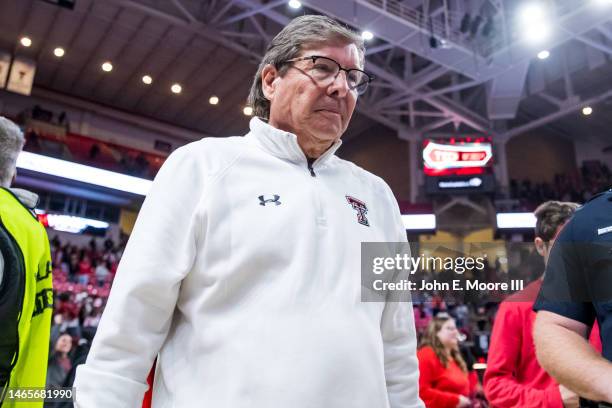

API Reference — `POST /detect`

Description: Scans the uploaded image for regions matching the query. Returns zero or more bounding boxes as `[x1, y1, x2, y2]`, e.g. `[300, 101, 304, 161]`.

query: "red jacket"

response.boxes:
[484, 279, 602, 407]
[418, 346, 471, 408]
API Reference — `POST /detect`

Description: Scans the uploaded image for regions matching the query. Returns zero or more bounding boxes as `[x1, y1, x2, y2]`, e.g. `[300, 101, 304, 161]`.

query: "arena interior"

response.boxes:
[1, 0, 612, 407]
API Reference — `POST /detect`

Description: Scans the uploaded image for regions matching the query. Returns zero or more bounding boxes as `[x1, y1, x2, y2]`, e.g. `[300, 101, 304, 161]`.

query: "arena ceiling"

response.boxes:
[1, 0, 611, 146]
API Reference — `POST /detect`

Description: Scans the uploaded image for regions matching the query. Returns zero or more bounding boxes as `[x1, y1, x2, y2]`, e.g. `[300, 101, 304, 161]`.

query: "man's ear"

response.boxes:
[261, 64, 280, 101]
[534, 237, 546, 257]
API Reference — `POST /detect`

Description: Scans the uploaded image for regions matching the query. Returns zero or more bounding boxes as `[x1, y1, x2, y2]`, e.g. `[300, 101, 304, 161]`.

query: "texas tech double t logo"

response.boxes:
[346, 195, 370, 227]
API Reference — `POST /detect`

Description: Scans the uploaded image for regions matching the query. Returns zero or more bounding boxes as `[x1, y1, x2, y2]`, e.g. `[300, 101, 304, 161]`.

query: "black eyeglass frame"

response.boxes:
[280, 55, 375, 94]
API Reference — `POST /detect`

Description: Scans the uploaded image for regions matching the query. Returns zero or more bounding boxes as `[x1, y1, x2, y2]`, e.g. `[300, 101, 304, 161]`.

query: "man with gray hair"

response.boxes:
[0, 116, 53, 407]
[75, 15, 423, 408]
[0, 117, 25, 187]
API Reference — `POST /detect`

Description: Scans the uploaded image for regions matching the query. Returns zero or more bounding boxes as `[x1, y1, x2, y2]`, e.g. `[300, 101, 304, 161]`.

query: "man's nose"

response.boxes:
[328, 70, 351, 96]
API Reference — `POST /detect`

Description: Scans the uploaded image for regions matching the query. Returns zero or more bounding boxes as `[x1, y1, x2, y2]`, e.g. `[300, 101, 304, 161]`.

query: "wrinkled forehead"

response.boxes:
[298, 40, 365, 70]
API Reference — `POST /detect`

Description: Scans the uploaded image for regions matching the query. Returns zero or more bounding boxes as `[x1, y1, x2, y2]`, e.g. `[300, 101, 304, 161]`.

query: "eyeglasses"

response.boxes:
[281, 55, 374, 95]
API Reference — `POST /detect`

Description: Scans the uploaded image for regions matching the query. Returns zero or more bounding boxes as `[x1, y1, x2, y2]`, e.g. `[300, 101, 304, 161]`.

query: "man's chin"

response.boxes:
[309, 123, 343, 141]
[313, 131, 341, 144]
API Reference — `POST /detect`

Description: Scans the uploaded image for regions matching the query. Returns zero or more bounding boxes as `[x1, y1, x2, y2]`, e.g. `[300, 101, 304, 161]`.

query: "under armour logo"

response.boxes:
[346, 195, 369, 227]
[259, 194, 281, 206]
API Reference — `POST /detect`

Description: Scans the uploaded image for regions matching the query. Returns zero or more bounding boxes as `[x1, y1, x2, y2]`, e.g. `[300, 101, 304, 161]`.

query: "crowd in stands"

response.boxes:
[50, 235, 124, 291]
[45, 236, 125, 404]
[508, 161, 611, 209]
[11, 104, 166, 178]
[30, 105, 70, 130]
[24, 128, 161, 178]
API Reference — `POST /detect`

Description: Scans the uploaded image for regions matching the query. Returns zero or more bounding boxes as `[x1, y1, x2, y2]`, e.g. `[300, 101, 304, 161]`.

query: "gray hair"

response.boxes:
[0, 116, 25, 187]
[247, 15, 365, 120]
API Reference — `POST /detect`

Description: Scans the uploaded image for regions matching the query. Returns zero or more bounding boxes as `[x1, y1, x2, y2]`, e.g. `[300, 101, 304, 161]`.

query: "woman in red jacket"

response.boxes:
[418, 315, 472, 408]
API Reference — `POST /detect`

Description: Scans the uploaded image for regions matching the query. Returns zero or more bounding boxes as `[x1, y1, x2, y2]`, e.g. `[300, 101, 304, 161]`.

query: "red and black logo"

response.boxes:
[346, 195, 369, 227]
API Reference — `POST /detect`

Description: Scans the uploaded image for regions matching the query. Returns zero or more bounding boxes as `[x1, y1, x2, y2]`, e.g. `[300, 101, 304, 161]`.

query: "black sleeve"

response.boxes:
[0, 250, 3, 287]
[533, 216, 597, 326]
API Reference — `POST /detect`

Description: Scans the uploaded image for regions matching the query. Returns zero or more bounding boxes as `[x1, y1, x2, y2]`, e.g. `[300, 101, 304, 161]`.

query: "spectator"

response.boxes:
[32, 104, 43, 120]
[470, 306, 491, 359]
[46, 333, 73, 389]
[88, 144, 100, 160]
[454, 304, 469, 330]
[54, 334, 95, 408]
[103, 238, 114, 252]
[414, 303, 433, 337]
[417, 315, 473, 407]
[134, 152, 150, 176]
[55, 293, 82, 339]
[94, 260, 110, 287]
[83, 298, 104, 330]
[77, 255, 92, 286]
[58, 111, 68, 127]
[68, 252, 79, 282]
[25, 130, 41, 152]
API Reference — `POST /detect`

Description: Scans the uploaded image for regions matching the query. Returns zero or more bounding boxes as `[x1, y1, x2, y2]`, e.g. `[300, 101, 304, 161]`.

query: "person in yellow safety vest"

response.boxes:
[0, 116, 53, 408]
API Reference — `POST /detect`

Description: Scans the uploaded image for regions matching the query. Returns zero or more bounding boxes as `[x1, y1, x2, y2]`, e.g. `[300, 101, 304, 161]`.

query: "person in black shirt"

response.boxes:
[533, 189, 612, 405]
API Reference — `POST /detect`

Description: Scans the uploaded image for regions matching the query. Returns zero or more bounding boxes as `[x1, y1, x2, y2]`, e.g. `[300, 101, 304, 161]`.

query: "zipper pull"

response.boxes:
[307, 158, 316, 177]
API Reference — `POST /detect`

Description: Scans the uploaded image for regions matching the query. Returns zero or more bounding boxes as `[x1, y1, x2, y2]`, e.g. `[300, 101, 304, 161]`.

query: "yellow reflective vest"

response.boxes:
[0, 188, 52, 408]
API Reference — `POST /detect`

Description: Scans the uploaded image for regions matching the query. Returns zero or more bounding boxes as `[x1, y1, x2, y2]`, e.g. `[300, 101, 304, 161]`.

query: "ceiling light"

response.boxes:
[209, 96, 219, 105]
[537, 50, 550, 59]
[401, 214, 436, 230]
[496, 213, 536, 229]
[20, 37, 32, 47]
[582, 106, 593, 115]
[518, 3, 551, 44]
[243, 106, 253, 116]
[53, 47, 65, 58]
[101, 62, 113, 72]
[142, 75, 153, 85]
[17, 151, 151, 196]
[519, 3, 546, 25]
[524, 24, 551, 43]
[361, 31, 374, 41]
[171, 83, 182, 94]
[288, 0, 302, 9]
[38, 212, 110, 234]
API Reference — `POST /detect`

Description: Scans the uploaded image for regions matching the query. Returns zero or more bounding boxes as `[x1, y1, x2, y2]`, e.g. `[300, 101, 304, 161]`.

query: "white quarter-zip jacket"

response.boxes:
[74, 118, 423, 408]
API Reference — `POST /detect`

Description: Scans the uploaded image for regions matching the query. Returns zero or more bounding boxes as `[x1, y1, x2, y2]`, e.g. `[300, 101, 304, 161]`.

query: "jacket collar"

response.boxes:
[9, 188, 39, 210]
[246, 117, 342, 168]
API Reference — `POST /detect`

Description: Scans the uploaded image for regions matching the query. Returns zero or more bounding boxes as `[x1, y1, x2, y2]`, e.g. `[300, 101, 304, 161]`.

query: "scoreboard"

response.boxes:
[423, 137, 495, 194]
